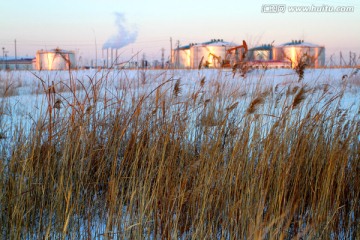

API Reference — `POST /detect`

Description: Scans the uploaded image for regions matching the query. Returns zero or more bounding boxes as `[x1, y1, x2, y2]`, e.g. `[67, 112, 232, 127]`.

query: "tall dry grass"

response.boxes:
[0, 68, 359, 239]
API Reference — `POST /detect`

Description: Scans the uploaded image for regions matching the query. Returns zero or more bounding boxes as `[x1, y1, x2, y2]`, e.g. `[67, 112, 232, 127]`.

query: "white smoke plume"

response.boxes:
[103, 12, 137, 49]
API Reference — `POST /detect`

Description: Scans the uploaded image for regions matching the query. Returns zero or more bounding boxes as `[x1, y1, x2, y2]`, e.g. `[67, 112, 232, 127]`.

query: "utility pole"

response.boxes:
[176, 40, 180, 69]
[161, 48, 165, 69]
[107, 48, 109, 68]
[2, 47, 4, 70]
[142, 53, 146, 68]
[14, 39, 17, 70]
[340, 51, 343, 67]
[4, 53, 8, 70]
[353, 53, 357, 66]
[170, 37, 173, 68]
[92, 29, 97, 69]
[349, 51, 356, 67]
[330, 54, 334, 67]
[349, 51, 352, 66]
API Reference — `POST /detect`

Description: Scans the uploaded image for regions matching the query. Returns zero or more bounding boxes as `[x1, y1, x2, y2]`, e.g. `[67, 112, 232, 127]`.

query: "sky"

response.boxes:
[0, 0, 359, 65]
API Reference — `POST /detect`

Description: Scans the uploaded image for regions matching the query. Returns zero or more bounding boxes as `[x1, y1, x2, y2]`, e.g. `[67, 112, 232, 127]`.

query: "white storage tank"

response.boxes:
[248, 44, 273, 61]
[273, 40, 325, 68]
[190, 39, 237, 68]
[172, 44, 191, 68]
[35, 48, 76, 70]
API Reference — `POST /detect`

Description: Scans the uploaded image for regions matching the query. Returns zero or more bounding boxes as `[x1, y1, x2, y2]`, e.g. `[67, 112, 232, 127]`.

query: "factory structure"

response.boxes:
[172, 39, 248, 69]
[0, 57, 34, 70]
[1, 39, 326, 71]
[172, 39, 325, 69]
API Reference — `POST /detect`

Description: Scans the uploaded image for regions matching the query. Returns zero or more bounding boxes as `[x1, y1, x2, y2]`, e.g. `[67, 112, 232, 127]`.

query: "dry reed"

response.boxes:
[0, 68, 359, 239]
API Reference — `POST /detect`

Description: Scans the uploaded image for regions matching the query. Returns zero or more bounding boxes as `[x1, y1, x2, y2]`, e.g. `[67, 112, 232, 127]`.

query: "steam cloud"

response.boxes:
[103, 12, 137, 49]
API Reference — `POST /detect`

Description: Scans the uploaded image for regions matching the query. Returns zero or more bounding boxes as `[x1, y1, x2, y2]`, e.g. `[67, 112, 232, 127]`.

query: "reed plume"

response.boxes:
[292, 87, 306, 108]
[247, 96, 264, 114]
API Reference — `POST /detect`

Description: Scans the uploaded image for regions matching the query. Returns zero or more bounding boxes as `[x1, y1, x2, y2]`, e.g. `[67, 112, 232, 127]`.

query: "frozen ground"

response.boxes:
[0, 67, 359, 139]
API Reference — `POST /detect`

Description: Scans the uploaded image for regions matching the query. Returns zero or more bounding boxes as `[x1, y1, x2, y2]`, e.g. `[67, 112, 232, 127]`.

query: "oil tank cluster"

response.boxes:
[35, 48, 76, 70]
[173, 39, 325, 69]
[172, 39, 239, 69]
[248, 40, 325, 68]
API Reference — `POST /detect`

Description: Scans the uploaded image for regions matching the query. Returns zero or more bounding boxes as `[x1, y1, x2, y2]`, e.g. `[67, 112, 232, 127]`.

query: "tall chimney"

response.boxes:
[111, 48, 113, 68]
[107, 48, 109, 68]
[116, 49, 118, 65]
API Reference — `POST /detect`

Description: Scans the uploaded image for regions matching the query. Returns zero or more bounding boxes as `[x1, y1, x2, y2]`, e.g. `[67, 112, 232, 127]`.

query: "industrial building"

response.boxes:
[172, 39, 247, 69]
[247, 40, 325, 69]
[273, 40, 325, 68]
[190, 39, 239, 68]
[172, 39, 325, 69]
[35, 48, 76, 70]
[0, 40, 325, 71]
[247, 44, 290, 69]
[0, 57, 34, 70]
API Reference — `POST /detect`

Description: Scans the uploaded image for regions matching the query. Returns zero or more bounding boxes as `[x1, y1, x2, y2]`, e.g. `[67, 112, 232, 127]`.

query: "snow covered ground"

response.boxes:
[0, 67, 359, 140]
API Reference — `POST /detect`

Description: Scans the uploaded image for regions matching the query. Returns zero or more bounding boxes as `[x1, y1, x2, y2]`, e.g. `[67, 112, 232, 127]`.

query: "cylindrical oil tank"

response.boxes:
[36, 48, 76, 70]
[273, 40, 325, 68]
[248, 44, 273, 61]
[190, 40, 237, 68]
[172, 44, 191, 68]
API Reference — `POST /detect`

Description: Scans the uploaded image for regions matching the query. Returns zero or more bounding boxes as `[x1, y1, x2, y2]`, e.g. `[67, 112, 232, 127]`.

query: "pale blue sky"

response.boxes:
[1, 0, 359, 63]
